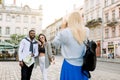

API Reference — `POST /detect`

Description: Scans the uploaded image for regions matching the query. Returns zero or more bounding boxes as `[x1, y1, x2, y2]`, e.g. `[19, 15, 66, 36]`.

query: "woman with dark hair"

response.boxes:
[37, 33, 55, 80]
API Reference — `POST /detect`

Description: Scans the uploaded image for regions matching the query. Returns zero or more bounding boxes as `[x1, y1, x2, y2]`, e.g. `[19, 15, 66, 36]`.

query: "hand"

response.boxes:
[50, 60, 55, 64]
[19, 61, 23, 67]
[51, 58, 55, 64]
[61, 19, 67, 29]
[31, 53, 34, 57]
[37, 40, 41, 45]
[52, 60, 55, 64]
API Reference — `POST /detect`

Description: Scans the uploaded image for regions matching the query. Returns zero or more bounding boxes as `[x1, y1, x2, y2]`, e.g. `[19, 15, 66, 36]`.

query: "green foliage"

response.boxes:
[9, 34, 25, 45]
[35, 34, 39, 40]
[9, 34, 38, 45]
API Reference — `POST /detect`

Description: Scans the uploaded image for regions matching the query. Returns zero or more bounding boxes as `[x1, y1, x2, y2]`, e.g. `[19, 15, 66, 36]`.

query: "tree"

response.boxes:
[9, 34, 25, 45]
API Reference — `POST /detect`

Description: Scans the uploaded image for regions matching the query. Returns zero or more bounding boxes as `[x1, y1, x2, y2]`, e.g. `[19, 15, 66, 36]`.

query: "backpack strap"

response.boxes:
[82, 70, 91, 78]
[83, 39, 90, 48]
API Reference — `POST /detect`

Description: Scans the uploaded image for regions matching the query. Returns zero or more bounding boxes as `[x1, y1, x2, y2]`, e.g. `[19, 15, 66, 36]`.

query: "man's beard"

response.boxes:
[30, 36, 35, 40]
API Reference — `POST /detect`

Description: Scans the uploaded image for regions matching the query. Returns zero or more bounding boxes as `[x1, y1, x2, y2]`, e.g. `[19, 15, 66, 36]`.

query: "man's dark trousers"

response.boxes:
[21, 62, 34, 80]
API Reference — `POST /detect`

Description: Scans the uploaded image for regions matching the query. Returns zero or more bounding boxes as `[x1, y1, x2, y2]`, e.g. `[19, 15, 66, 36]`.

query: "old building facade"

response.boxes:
[103, 0, 120, 57]
[43, 18, 62, 55]
[84, 0, 120, 57]
[0, 0, 42, 41]
[84, 0, 103, 57]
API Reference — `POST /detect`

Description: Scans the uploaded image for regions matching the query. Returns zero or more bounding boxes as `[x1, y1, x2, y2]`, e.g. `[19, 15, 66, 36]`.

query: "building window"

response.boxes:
[105, 28, 109, 38]
[96, 0, 100, 4]
[6, 27, 10, 35]
[97, 9, 99, 18]
[6, 14, 11, 21]
[91, 0, 94, 7]
[31, 16, 36, 23]
[24, 16, 28, 23]
[91, 13, 93, 20]
[86, 1, 89, 10]
[105, 0, 108, 7]
[15, 27, 20, 34]
[16, 15, 21, 22]
[31, 28, 35, 31]
[119, 26, 120, 36]
[23, 28, 27, 35]
[112, 10, 115, 21]
[105, 13, 109, 22]
[39, 17, 42, 21]
[119, 8, 120, 18]
[111, 0, 115, 4]
[0, 27, 1, 35]
[86, 15, 88, 22]
[0, 14, 2, 20]
[112, 27, 115, 37]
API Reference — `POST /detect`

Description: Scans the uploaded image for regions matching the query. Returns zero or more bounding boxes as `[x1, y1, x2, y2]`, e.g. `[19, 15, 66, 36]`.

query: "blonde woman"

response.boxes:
[52, 11, 89, 80]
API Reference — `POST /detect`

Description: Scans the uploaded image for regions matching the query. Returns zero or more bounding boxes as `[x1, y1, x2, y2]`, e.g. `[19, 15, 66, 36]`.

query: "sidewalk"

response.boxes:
[97, 57, 120, 64]
[56, 55, 120, 64]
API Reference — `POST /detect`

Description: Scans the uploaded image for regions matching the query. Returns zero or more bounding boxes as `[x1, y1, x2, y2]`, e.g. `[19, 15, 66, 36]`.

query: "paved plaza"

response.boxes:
[0, 56, 120, 80]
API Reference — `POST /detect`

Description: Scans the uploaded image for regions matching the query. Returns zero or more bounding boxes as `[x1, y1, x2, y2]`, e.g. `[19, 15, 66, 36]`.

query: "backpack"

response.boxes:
[82, 39, 97, 78]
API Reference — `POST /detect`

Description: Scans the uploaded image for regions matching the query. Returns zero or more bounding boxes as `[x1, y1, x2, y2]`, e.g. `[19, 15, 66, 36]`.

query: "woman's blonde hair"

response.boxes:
[67, 11, 86, 44]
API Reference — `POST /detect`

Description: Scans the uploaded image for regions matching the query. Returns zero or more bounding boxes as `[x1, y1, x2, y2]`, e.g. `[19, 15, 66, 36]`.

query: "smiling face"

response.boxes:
[29, 30, 35, 40]
[38, 34, 47, 43]
[39, 35, 45, 43]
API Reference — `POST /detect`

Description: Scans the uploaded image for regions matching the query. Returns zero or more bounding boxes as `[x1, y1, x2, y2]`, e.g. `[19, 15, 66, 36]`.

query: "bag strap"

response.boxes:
[82, 70, 91, 78]
[83, 39, 90, 48]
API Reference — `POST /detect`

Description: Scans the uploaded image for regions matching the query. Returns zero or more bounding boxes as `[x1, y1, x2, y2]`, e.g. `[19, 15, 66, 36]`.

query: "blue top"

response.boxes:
[52, 28, 89, 66]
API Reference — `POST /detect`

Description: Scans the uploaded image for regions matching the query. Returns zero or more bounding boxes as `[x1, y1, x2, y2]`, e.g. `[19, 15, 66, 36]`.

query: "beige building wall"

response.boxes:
[84, 0, 103, 40]
[103, 0, 120, 57]
[0, 3, 42, 41]
[44, 18, 62, 42]
[84, 0, 103, 57]
[84, 0, 120, 57]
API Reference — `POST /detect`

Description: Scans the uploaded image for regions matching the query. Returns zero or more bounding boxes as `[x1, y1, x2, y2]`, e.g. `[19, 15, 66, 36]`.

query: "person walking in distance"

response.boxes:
[18, 30, 38, 80]
[52, 11, 89, 80]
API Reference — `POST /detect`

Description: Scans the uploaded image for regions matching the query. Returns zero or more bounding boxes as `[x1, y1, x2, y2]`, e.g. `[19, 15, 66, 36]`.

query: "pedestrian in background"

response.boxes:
[52, 11, 89, 80]
[18, 30, 39, 80]
[37, 33, 55, 80]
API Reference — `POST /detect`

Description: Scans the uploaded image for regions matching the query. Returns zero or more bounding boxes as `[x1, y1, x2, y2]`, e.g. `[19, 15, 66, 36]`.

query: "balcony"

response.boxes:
[107, 20, 118, 27]
[85, 18, 102, 28]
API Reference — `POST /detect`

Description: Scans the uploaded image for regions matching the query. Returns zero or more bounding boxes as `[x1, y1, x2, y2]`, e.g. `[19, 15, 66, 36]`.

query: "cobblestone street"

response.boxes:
[0, 56, 120, 80]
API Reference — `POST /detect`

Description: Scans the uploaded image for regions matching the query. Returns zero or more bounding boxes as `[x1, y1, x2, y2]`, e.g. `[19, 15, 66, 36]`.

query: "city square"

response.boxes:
[0, 56, 120, 80]
[0, 0, 120, 80]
